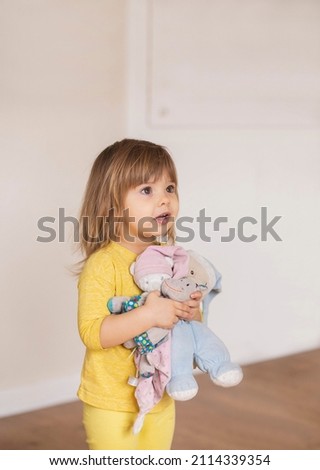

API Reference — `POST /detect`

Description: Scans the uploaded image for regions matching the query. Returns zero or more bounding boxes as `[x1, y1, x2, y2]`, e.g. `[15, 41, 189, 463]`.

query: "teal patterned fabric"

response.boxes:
[122, 295, 156, 355]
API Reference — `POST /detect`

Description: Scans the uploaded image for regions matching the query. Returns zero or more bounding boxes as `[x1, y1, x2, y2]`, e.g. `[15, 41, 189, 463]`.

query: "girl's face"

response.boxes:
[120, 171, 179, 251]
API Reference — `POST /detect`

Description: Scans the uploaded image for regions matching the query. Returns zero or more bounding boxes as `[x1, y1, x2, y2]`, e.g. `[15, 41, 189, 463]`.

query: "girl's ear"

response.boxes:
[129, 262, 136, 275]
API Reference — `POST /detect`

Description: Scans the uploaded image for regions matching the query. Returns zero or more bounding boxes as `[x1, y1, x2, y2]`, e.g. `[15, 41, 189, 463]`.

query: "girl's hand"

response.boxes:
[143, 291, 192, 329]
[182, 290, 203, 322]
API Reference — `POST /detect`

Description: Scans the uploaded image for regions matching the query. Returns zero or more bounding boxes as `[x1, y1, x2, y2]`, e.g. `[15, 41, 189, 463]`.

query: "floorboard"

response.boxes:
[0, 349, 319, 450]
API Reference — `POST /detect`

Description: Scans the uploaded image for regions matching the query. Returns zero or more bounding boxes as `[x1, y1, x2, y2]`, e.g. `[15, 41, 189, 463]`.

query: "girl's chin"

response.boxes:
[138, 228, 169, 241]
[138, 231, 162, 240]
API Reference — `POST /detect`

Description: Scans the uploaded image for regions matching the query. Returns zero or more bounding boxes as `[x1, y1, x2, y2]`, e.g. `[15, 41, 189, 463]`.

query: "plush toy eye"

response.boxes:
[190, 270, 194, 275]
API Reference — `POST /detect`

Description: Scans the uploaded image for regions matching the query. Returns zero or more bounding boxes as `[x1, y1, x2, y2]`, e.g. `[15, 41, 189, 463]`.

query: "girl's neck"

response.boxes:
[116, 237, 156, 255]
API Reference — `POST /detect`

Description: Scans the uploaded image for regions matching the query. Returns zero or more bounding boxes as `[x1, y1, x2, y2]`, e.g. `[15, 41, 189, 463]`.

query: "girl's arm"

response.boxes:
[100, 291, 203, 348]
[99, 291, 192, 348]
[78, 252, 193, 350]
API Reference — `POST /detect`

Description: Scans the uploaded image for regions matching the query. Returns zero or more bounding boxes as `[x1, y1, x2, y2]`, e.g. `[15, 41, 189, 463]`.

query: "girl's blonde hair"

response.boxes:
[78, 138, 178, 264]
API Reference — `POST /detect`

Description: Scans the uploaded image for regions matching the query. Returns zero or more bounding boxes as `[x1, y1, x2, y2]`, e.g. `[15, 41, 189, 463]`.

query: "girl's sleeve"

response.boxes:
[77, 251, 115, 350]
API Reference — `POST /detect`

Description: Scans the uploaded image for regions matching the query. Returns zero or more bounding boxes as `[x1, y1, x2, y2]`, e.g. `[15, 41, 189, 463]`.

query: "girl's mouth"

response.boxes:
[155, 212, 172, 225]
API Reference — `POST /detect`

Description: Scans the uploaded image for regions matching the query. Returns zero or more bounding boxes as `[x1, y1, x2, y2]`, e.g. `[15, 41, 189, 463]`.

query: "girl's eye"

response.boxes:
[141, 186, 152, 195]
[166, 184, 176, 193]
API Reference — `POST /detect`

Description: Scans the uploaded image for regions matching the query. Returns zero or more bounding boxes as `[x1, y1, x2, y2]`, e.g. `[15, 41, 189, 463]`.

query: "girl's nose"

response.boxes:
[158, 190, 170, 206]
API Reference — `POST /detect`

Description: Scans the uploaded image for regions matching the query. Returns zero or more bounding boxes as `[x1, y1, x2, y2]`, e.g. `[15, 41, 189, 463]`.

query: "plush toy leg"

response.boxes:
[191, 321, 243, 387]
[166, 320, 198, 401]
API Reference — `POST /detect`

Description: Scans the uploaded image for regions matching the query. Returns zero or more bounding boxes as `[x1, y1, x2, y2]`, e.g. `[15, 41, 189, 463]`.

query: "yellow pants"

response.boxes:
[83, 402, 175, 450]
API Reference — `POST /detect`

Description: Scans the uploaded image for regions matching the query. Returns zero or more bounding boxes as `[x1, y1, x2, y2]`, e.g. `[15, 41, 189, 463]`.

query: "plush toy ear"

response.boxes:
[129, 262, 136, 275]
[170, 246, 189, 278]
[187, 251, 215, 291]
[187, 250, 222, 323]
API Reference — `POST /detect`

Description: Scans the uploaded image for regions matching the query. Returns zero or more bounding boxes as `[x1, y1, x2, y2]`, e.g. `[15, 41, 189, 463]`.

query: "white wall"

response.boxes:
[1, 0, 320, 418]
[0, 0, 128, 417]
[127, 1, 320, 365]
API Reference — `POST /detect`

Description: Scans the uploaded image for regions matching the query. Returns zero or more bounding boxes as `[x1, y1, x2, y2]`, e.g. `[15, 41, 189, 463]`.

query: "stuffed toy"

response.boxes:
[108, 245, 189, 358]
[163, 250, 243, 401]
[107, 246, 188, 434]
[107, 245, 243, 432]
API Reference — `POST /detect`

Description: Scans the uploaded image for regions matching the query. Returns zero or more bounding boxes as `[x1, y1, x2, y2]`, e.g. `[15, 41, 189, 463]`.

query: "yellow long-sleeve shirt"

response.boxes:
[77, 241, 172, 412]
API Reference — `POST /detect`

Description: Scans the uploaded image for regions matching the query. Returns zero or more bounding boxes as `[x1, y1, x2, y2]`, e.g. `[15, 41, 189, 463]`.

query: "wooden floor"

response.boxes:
[0, 349, 319, 450]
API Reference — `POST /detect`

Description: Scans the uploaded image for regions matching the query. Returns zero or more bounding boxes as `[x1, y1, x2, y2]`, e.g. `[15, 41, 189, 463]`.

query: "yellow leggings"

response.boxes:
[83, 402, 175, 450]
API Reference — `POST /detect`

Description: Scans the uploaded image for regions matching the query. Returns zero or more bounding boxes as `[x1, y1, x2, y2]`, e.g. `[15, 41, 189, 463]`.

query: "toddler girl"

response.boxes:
[77, 139, 202, 450]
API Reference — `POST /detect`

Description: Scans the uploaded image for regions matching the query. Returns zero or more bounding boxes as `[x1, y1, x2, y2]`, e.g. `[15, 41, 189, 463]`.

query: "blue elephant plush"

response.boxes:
[108, 245, 243, 402]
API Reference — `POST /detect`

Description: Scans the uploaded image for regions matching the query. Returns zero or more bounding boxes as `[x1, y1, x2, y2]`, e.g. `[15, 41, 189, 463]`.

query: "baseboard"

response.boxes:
[0, 374, 80, 418]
